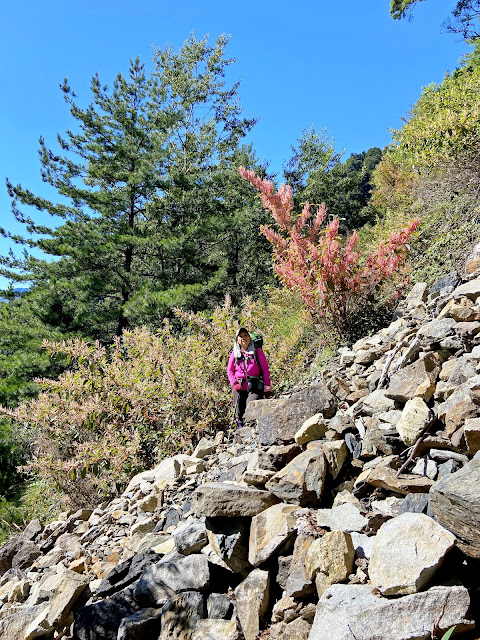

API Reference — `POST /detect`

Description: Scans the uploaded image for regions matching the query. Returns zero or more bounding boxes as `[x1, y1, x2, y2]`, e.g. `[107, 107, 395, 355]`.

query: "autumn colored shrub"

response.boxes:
[2, 293, 317, 507]
[239, 167, 419, 339]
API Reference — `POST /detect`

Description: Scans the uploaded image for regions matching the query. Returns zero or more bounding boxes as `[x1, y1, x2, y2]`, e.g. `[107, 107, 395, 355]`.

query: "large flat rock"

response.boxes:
[246, 384, 336, 446]
[193, 483, 279, 517]
[308, 584, 474, 640]
[368, 513, 456, 595]
[430, 451, 480, 558]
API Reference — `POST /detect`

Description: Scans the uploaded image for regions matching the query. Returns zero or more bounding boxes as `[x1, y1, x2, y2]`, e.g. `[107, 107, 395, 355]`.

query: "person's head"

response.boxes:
[236, 327, 251, 349]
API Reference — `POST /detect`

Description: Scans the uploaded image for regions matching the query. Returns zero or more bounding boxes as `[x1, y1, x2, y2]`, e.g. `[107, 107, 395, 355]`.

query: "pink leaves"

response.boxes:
[239, 166, 419, 336]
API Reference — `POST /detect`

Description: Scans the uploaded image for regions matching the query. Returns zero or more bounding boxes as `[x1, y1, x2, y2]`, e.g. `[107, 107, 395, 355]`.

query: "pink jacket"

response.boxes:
[227, 347, 271, 390]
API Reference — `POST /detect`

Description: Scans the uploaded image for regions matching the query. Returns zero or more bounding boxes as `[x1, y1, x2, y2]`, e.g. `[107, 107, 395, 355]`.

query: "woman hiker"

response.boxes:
[227, 327, 272, 429]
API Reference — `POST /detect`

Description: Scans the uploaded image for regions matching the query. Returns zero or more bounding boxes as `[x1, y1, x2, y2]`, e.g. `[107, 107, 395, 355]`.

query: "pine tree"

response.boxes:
[1, 34, 266, 340]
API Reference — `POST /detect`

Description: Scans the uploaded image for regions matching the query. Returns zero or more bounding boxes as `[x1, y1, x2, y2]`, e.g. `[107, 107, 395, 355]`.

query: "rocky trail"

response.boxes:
[2, 260, 480, 639]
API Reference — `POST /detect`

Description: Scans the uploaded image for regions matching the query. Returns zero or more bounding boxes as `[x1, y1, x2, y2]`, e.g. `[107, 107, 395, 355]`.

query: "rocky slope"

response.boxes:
[2, 259, 480, 639]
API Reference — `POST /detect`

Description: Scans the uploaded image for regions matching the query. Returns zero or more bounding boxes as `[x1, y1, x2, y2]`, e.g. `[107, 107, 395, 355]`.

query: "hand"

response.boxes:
[264, 385, 272, 393]
[233, 383, 242, 391]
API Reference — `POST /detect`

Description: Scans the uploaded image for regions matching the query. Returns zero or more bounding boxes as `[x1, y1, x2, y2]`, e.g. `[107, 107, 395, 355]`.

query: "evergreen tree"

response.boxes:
[1, 34, 268, 340]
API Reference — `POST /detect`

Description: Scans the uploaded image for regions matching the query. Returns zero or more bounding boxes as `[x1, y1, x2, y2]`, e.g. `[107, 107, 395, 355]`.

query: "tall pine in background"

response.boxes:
[1, 34, 272, 341]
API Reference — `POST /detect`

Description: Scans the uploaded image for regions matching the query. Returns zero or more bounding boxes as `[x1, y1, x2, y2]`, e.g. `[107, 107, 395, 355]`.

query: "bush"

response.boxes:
[2, 292, 318, 507]
[239, 167, 419, 341]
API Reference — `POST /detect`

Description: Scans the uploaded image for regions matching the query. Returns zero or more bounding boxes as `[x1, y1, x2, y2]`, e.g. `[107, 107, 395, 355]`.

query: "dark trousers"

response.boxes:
[233, 388, 264, 426]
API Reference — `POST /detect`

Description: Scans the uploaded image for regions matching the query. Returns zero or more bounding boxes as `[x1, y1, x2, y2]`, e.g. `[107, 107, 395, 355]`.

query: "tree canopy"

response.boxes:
[390, 0, 480, 40]
[1, 34, 272, 341]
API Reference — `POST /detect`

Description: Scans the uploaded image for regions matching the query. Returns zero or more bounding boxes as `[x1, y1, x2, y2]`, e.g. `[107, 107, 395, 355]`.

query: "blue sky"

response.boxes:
[0, 0, 469, 289]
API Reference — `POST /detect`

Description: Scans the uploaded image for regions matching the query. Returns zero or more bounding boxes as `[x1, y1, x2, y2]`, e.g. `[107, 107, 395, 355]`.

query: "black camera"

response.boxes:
[247, 376, 264, 394]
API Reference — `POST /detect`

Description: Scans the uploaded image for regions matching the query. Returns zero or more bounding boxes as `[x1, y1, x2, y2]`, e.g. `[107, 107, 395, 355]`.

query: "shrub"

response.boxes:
[238, 167, 419, 340]
[2, 292, 317, 507]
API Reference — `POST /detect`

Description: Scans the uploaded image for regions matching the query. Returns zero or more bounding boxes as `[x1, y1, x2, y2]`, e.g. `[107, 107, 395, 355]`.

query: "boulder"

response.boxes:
[316, 503, 368, 533]
[248, 503, 299, 567]
[134, 553, 209, 606]
[385, 357, 438, 403]
[430, 451, 480, 558]
[265, 442, 327, 506]
[158, 591, 205, 640]
[308, 584, 474, 640]
[305, 530, 354, 597]
[252, 384, 336, 446]
[285, 535, 316, 598]
[368, 513, 456, 595]
[192, 619, 239, 640]
[235, 569, 270, 640]
[395, 397, 431, 446]
[206, 517, 250, 573]
[192, 483, 279, 517]
[294, 414, 328, 445]
[73, 585, 140, 640]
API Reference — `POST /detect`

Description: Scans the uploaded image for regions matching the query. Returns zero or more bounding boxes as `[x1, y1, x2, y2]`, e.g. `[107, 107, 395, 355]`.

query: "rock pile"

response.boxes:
[2, 266, 480, 639]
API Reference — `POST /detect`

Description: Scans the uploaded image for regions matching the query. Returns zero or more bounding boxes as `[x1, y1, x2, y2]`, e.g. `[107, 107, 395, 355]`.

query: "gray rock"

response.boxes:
[116, 608, 163, 640]
[207, 593, 234, 619]
[96, 550, 160, 598]
[285, 535, 315, 598]
[192, 483, 279, 517]
[0, 604, 51, 640]
[206, 517, 250, 573]
[248, 503, 298, 567]
[159, 590, 205, 640]
[385, 357, 438, 403]
[73, 585, 140, 640]
[369, 513, 456, 595]
[276, 555, 292, 590]
[361, 390, 396, 416]
[308, 584, 474, 640]
[192, 619, 239, 640]
[430, 451, 480, 558]
[316, 503, 368, 533]
[451, 276, 480, 300]
[398, 493, 430, 516]
[265, 442, 326, 506]
[134, 552, 209, 606]
[350, 532, 375, 560]
[235, 569, 270, 640]
[254, 384, 336, 446]
[174, 518, 208, 555]
[417, 318, 456, 342]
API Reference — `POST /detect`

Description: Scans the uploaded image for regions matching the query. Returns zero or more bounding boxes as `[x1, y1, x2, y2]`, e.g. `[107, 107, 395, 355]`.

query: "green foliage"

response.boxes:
[390, 0, 480, 41]
[1, 34, 272, 341]
[284, 128, 382, 232]
[4, 291, 317, 507]
[441, 626, 457, 640]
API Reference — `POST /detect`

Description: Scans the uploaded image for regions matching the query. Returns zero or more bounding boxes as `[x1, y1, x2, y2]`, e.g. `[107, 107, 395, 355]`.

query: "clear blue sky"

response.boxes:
[0, 0, 469, 288]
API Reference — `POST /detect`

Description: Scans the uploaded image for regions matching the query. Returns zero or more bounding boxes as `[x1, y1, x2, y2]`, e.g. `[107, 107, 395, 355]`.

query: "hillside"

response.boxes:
[1, 250, 480, 639]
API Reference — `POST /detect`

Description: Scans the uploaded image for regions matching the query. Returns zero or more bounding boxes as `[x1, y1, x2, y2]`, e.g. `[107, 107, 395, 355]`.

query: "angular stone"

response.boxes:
[437, 375, 480, 421]
[248, 503, 299, 567]
[395, 397, 431, 446]
[270, 617, 311, 640]
[206, 517, 250, 573]
[321, 441, 347, 479]
[192, 619, 239, 640]
[135, 553, 209, 606]
[316, 503, 368, 532]
[235, 569, 270, 640]
[445, 400, 478, 437]
[192, 437, 215, 459]
[361, 390, 396, 416]
[207, 593, 234, 619]
[294, 414, 328, 445]
[174, 518, 208, 555]
[362, 466, 434, 495]
[309, 584, 474, 640]
[253, 384, 337, 446]
[305, 530, 354, 597]
[412, 457, 437, 479]
[285, 535, 315, 598]
[406, 282, 428, 307]
[369, 513, 455, 595]
[159, 591, 205, 640]
[464, 417, 480, 454]
[267, 444, 302, 468]
[73, 585, 140, 640]
[193, 483, 278, 518]
[451, 277, 480, 300]
[385, 357, 438, 403]
[265, 442, 326, 506]
[45, 567, 89, 627]
[0, 604, 51, 640]
[430, 451, 480, 558]
[417, 317, 456, 342]
[116, 608, 163, 640]
[350, 532, 375, 560]
[10, 540, 42, 570]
